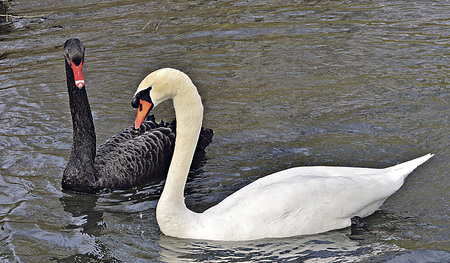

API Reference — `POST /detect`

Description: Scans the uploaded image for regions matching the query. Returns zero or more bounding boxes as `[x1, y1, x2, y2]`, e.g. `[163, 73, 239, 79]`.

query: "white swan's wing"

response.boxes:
[199, 154, 432, 240]
[201, 170, 387, 239]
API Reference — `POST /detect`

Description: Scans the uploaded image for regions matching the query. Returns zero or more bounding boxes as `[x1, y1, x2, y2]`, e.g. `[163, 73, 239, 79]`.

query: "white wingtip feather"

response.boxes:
[391, 153, 433, 175]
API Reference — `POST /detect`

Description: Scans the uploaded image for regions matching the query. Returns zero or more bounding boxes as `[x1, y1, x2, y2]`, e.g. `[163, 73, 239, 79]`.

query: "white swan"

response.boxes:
[132, 68, 433, 241]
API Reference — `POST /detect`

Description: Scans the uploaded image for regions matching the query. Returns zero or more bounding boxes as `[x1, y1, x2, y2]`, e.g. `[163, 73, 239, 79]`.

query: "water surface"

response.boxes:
[1, 0, 449, 262]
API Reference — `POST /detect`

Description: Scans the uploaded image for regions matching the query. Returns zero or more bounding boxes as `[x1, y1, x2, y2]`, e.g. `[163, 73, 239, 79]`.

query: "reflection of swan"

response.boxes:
[132, 68, 433, 241]
[60, 193, 104, 237]
[62, 39, 213, 193]
[157, 230, 390, 262]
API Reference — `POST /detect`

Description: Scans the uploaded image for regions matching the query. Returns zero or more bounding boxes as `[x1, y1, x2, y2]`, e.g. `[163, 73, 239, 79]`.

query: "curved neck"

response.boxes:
[156, 81, 203, 233]
[62, 61, 97, 192]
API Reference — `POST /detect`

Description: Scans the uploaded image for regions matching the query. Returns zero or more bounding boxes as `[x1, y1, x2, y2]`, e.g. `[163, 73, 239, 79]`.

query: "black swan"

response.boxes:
[62, 38, 213, 193]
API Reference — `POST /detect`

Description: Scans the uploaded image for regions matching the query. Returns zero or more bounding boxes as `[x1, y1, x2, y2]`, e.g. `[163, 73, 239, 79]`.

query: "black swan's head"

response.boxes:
[63, 38, 86, 89]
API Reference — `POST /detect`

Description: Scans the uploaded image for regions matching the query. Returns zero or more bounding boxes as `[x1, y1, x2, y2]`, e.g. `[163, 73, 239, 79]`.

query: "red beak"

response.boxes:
[70, 58, 84, 88]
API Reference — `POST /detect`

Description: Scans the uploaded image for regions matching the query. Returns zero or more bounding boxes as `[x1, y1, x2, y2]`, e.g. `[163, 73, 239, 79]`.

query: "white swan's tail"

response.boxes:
[389, 153, 433, 180]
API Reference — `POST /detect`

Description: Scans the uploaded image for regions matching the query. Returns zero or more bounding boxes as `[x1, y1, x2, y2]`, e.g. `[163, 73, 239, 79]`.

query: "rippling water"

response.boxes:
[1, 0, 449, 262]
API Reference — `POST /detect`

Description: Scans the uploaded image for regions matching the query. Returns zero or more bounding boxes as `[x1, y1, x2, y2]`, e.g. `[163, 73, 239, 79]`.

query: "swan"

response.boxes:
[62, 39, 213, 193]
[131, 68, 433, 241]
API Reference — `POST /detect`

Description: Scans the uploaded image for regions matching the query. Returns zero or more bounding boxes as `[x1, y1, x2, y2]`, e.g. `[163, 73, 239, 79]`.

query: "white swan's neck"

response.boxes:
[156, 77, 203, 236]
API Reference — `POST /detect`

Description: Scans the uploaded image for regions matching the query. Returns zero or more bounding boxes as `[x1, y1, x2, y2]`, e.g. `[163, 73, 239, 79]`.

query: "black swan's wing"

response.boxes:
[93, 116, 213, 191]
[94, 126, 174, 190]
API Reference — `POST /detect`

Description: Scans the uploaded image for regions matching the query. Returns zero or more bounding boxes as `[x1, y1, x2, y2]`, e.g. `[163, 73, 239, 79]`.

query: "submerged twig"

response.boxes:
[155, 16, 165, 32]
[142, 20, 152, 30]
[0, 11, 53, 22]
[143, 16, 165, 32]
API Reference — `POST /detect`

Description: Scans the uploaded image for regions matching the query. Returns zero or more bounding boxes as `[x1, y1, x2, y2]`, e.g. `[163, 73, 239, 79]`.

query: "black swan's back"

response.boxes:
[94, 117, 213, 190]
[94, 121, 174, 190]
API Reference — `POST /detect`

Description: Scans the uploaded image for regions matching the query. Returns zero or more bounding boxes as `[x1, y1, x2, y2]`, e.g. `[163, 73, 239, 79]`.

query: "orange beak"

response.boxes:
[70, 58, 84, 88]
[134, 99, 153, 129]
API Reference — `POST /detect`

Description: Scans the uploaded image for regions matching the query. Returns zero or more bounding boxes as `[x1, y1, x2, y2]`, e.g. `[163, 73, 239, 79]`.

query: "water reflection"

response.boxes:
[60, 193, 105, 237]
[157, 230, 399, 262]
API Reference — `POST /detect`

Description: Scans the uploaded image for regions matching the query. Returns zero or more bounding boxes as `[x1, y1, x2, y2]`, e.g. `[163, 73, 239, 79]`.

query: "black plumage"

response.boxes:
[61, 39, 213, 193]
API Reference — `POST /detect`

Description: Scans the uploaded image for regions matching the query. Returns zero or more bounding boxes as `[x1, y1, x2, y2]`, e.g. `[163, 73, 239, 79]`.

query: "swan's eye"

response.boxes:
[131, 97, 140, 108]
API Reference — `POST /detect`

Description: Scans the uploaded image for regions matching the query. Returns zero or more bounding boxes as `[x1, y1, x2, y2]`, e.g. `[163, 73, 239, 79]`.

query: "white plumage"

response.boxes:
[132, 68, 432, 241]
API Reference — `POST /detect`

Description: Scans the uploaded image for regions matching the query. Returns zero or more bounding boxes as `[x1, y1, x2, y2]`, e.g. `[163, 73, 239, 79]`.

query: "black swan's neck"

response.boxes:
[62, 61, 98, 193]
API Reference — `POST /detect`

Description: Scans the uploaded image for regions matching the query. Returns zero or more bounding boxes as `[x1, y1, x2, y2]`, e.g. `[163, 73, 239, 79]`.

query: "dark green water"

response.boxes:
[1, 0, 448, 262]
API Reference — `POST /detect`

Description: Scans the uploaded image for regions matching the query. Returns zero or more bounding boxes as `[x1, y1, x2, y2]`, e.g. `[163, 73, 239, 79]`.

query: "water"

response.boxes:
[1, 0, 449, 262]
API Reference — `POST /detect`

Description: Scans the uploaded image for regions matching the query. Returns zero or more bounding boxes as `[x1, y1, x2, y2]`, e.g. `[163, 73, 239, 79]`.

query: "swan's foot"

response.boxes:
[351, 216, 368, 228]
[350, 216, 368, 236]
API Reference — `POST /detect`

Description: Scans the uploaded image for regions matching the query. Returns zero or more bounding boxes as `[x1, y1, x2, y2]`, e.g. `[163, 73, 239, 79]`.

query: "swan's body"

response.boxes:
[62, 39, 212, 193]
[132, 68, 432, 241]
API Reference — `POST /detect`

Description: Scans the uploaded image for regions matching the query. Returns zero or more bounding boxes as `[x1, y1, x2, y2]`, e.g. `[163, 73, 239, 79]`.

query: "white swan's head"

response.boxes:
[131, 68, 193, 129]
